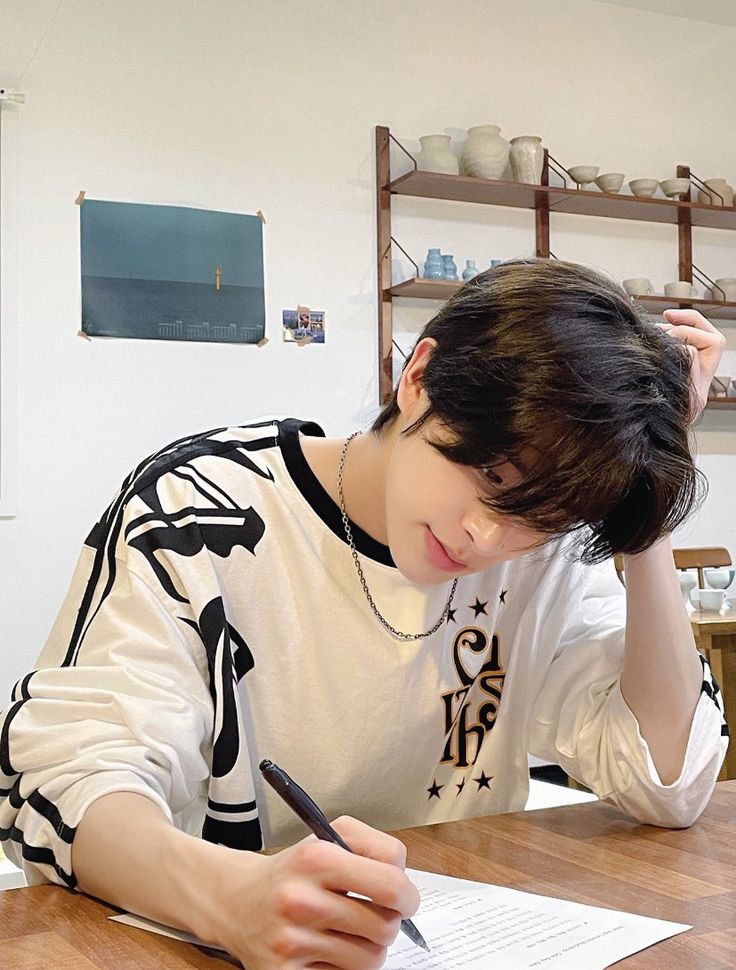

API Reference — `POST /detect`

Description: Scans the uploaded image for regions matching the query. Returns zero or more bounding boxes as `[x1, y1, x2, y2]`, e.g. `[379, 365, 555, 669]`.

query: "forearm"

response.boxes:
[620, 536, 702, 785]
[72, 791, 249, 947]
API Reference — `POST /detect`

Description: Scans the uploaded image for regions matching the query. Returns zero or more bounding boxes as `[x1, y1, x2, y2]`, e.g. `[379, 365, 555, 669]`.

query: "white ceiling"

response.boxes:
[591, 0, 736, 27]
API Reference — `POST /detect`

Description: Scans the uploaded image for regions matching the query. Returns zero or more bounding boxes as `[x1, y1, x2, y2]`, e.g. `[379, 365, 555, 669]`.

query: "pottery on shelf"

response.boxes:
[710, 375, 731, 398]
[416, 135, 459, 175]
[567, 165, 599, 189]
[628, 178, 658, 198]
[711, 278, 736, 301]
[462, 259, 479, 281]
[659, 177, 691, 200]
[594, 172, 625, 194]
[441, 254, 458, 281]
[423, 248, 445, 279]
[664, 280, 698, 299]
[460, 125, 510, 180]
[697, 178, 734, 207]
[509, 135, 544, 185]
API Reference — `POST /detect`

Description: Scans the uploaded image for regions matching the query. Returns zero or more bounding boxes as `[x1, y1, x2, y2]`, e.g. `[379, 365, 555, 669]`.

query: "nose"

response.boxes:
[461, 508, 517, 558]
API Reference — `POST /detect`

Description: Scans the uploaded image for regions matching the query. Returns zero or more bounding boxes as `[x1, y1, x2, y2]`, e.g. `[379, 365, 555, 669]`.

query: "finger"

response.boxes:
[321, 894, 403, 947]
[655, 323, 723, 351]
[662, 308, 720, 334]
[331, 816, 408, 868]
[302, 842, 420, 917]
[273, 925, 384, 970]
[274, 875, 402, 947]
[313, 930, 387, 970]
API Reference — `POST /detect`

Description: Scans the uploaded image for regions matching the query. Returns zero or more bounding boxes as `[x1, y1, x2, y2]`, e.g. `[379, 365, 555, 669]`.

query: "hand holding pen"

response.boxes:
[260, 759, 429, 958]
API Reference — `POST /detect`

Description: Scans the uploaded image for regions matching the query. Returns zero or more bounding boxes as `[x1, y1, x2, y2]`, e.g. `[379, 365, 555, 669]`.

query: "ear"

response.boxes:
[396, 338, 438, 416]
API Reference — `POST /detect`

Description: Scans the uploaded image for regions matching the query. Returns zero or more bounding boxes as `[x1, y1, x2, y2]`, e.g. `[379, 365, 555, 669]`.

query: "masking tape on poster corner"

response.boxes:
[75, 191, 86, 205]
[256, 337, 269, 348]
[296, 335, 313, 347]
[256, 210, 266, 224]
[296, 304, 311, 314]
[77, 330, 92, 342]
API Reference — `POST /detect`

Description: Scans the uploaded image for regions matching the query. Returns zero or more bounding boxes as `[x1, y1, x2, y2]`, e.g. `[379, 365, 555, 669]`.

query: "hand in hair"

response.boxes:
[656, 309, 726, 421]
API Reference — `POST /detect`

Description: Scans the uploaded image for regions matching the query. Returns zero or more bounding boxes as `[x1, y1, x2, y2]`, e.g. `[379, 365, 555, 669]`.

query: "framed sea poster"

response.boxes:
[80, 200, 265, 343]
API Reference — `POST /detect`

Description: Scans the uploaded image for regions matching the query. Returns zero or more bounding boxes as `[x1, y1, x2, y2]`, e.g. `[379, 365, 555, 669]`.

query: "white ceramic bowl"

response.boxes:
[659, 177, 691, 199]
[567, 165, 599, 186]
[704, 568, 735, 590]
[595, 172, 625, 194]
[628, 178, 658, 197]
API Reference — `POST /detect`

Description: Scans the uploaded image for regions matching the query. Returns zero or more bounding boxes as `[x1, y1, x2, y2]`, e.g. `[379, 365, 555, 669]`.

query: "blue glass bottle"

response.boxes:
[423, 248, 444, 279]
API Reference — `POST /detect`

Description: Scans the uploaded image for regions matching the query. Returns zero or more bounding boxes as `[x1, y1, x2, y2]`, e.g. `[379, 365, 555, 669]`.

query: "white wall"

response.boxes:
[1, 0, 735, 696]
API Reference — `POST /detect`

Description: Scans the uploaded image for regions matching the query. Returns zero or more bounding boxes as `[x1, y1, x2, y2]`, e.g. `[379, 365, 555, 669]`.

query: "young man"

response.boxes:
[0, 260, 728, 969]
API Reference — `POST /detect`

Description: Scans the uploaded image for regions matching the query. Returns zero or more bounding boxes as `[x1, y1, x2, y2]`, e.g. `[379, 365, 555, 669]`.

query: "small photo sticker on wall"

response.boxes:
[282, 309, 325, 344]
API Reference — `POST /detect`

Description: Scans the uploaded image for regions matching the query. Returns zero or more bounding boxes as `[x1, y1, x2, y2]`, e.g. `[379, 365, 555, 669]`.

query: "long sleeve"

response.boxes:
[528, 559, 728, 827]
[0, 548, 214, 887]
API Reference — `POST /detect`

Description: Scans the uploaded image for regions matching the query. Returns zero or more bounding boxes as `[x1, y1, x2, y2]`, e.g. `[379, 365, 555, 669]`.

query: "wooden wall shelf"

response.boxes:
[375, 125, 736, 412]
[387, 278, 736, 320]
[389, 170, 736, 230]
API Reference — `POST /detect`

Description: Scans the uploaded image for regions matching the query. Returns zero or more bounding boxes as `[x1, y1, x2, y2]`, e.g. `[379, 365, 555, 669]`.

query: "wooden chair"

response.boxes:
[614, 547, 732, 587]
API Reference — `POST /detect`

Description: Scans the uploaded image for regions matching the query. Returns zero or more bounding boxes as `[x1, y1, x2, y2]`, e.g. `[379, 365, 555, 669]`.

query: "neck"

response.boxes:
[301, 425, 398, 546]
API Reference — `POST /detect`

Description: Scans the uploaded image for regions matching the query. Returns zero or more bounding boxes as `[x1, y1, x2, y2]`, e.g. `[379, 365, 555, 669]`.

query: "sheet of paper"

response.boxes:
[110, 867, 690, 968]
[385, 869, 690, 970]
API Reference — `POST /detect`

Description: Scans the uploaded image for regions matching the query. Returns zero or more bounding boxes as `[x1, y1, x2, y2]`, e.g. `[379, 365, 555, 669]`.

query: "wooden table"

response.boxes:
[0, 782, 734, 968]
[690, 609, 736, 780]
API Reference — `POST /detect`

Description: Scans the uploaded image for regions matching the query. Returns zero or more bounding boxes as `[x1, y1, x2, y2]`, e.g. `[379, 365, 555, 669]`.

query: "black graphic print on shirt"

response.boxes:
[440, 624, 506, 770]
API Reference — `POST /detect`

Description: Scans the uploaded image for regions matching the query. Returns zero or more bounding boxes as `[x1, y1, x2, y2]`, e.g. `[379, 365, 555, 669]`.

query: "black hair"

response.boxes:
[372, 258, 704, 563]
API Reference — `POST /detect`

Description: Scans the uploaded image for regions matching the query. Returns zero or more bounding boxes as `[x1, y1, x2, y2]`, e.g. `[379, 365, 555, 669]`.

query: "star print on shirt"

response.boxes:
[474, 771, 493, 791]
[499, 590, 507, 604]
[471, 597, 488, 618]
[446, 607, 457, 624]
[427, 780, 444, 799]
[455, 777, 466, 796]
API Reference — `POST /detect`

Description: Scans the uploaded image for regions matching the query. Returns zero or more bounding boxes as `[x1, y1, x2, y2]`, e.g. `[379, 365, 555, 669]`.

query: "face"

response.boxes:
[383, 415, 550, 585]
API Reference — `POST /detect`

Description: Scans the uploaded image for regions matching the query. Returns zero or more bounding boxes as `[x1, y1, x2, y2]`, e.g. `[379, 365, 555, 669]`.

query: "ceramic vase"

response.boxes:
[462, 259, 479, 281]
[697, 179, 734, 207]
[442, 254, 458, 280]
[509, 135, 544, 185]
[423, 248, 445, 279]
[461, 125, 510, 180]
[416, 135, 458, 175]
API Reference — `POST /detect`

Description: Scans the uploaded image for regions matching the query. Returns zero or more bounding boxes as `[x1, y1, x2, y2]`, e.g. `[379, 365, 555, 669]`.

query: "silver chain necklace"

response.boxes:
[337, 432, 458, 641]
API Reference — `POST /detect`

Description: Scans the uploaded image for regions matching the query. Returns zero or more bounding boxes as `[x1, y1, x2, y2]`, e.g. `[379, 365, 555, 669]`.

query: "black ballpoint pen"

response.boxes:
[259, 759, 429, 953]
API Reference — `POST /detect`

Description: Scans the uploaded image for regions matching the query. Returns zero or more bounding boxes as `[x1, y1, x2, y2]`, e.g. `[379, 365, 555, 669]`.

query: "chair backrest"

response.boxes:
[613, 547, 732, 588]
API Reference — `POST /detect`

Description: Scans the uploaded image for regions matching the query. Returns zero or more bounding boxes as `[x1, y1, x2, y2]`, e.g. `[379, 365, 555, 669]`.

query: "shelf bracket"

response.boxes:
[689, 170, 725, 205]
[692, 264, 726, 301]
[384, 235, 420, 284]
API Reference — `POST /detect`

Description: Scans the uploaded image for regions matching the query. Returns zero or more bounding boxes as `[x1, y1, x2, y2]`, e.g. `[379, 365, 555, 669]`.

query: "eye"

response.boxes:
[480, 466, 504, 486]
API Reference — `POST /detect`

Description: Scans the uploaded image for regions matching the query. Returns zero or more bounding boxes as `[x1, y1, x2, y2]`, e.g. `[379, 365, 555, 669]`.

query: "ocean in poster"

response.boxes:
[82, 276, 265, 343]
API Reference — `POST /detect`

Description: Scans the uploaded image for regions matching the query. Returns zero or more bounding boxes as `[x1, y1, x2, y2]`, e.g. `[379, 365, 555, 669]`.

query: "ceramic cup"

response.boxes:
[629, 178, 658, 197]
[704, 568, 735, 590]
[664, 281, 698, 299]
[622, 278, 654, 295]
[693, 588, 727, 612]
[711, 278, 736, 302]
[710, 375, 731, 398]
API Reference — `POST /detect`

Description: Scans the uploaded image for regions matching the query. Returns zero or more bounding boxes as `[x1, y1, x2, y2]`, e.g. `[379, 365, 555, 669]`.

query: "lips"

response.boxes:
[425, 527, 466, 572]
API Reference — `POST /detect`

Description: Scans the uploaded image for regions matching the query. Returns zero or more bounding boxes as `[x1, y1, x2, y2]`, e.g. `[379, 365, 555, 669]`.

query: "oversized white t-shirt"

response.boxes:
[0, 418, 728, 887]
